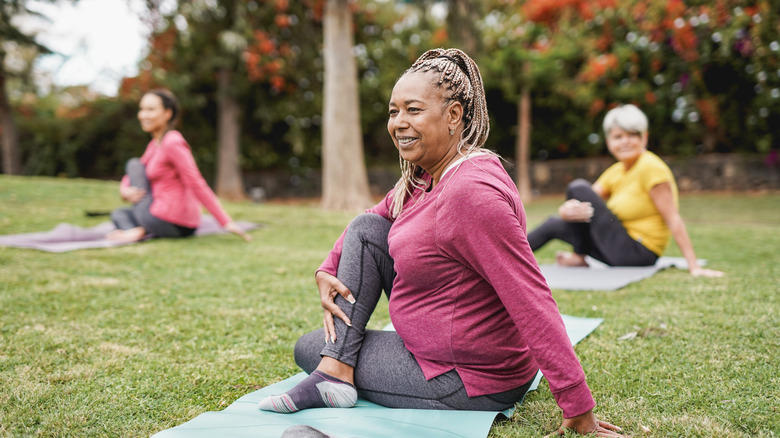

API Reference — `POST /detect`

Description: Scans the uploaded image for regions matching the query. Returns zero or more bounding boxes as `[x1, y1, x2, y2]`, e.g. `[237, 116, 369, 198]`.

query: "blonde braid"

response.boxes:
[390, 48, 491, 219]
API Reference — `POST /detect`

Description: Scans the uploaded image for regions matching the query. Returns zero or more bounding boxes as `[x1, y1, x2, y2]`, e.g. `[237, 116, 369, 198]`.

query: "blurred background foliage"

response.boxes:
[4, 0, 779, 181]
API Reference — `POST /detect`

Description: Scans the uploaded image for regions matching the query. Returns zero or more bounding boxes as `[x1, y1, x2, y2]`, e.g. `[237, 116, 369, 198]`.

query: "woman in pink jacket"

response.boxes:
[108, 89, 250, 243]
[260, 49, 625, 437]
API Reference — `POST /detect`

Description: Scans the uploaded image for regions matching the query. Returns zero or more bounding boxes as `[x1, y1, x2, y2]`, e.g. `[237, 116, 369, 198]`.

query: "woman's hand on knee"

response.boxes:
[120, 186, 146, 203]
[315, 271, 355, 343]
[558, 199, 594, 222]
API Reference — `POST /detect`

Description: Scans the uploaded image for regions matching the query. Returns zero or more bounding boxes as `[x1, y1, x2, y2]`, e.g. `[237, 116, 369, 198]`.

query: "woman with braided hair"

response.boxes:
[260, 49, 625, 437]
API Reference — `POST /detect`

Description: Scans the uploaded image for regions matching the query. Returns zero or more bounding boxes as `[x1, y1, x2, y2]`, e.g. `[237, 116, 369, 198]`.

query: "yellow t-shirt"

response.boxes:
[595, 151, 677, 256]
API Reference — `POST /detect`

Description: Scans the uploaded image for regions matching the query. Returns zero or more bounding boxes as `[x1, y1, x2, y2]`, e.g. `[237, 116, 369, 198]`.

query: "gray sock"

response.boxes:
[258, 370, 357, 413]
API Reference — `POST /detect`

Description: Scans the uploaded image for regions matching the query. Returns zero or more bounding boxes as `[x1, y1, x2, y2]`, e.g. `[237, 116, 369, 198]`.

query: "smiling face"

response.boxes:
[605, 127, 648, 168]
[138, 93, 172, 139]
[387, 72, 462, 180]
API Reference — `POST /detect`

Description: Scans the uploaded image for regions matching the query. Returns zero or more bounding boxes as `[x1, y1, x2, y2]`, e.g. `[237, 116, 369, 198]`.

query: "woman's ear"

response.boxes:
[164, 108, 174, 125]
[447, 101, 464, 131]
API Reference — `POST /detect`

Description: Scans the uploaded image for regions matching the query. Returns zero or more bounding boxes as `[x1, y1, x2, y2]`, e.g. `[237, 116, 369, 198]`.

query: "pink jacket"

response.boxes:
[319, 154, 595, 418]
[121, 130, 232, 228]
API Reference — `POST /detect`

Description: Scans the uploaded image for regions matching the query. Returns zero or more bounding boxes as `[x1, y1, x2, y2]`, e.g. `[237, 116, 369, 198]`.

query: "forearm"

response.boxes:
[668, 215, 700, 269]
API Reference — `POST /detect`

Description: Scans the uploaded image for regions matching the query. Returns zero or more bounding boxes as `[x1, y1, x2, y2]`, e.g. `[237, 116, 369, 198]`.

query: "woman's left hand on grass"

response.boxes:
[546, 410, 628, 437]
[690, 266, 724, 277]
[224, 221, 252, 242]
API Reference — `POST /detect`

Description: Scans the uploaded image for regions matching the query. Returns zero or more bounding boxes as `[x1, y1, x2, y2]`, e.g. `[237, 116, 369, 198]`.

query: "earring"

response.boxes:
[449, 129, 455, 136]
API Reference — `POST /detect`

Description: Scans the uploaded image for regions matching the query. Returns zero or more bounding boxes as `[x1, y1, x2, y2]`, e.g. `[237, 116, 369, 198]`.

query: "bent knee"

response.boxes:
[348, 213, 390, 230]
[344, 214, 392, 243]
[566, 178, 594, 199]
[125, 157, 143, 173]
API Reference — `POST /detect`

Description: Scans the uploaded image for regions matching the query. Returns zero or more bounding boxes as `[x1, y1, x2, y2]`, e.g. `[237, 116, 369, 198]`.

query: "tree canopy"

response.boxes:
[4, 0, 778, 194]
[480, 0, 780, 160]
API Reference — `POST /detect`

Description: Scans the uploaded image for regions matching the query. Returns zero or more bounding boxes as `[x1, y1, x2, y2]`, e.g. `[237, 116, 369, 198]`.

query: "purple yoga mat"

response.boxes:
[0, 215, 260, 253]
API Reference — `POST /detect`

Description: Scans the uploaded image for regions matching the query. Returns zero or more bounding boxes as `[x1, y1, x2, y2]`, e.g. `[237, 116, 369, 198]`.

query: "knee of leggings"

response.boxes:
[566, 178, 592, 199]
[125, 157, 142, 173]
[347, 213, 390, 234]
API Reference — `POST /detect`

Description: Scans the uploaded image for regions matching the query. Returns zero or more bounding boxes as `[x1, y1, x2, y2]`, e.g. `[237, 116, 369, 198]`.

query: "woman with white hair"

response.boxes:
[528, 104, 722, 277]
[259, 48, 626, 437]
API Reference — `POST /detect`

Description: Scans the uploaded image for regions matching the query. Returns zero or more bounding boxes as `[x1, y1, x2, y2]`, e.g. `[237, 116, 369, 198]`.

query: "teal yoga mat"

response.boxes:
[152, 314, 603, 438]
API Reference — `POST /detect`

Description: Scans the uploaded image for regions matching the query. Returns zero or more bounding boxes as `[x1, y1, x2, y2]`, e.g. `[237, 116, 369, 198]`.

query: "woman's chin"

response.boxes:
[398, 149, 421, 164]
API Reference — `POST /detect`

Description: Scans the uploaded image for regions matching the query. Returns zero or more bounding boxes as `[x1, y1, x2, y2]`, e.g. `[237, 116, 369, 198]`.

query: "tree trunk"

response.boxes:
[0, 51, 22, 175]
[515, 86, 532, 202]
[321, 0, 372, 211]
[702, 127, 718, 153]
[447, 0, 480, 55]
[215, 67, 246, 200]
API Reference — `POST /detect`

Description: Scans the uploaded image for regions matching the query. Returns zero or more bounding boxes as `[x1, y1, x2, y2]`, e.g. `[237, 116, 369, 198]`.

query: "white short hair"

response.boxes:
[603, 104, 648, 135]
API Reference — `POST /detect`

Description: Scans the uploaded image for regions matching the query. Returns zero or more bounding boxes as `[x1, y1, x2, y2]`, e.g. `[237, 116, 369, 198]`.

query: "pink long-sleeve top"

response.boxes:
[121, 130, 232, 229]
[319, 154, 595, 418]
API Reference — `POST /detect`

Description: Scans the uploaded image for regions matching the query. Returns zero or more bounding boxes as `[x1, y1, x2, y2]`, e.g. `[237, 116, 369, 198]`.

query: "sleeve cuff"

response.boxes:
[317, 259, 338, 277]
[552, 379, 596, 419]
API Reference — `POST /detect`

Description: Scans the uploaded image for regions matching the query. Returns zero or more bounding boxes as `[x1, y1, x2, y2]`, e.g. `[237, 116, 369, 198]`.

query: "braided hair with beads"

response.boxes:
[390, 48, 492, 219]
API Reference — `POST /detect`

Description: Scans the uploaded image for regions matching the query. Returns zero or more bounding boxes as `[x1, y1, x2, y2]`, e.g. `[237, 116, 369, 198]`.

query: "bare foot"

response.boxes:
[106, 227, 146, 243]
[105, 229, 124, 240]
[556, 251, 589, 267]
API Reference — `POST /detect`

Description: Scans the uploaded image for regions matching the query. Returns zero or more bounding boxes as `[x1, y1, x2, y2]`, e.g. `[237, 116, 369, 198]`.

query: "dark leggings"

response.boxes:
[527, 179, 658, 266]
[294, 213, 533, 411]
[110, 158, 195, 238]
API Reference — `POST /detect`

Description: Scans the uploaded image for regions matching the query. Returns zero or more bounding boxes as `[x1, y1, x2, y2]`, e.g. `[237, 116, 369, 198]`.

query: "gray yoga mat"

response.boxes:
[539, 256, 705, 291]
[0, 215, 260, 253]
[151, 314, 603, 438]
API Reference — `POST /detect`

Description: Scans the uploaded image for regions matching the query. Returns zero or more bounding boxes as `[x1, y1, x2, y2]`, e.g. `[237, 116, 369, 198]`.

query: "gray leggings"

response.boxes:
[110, 158, 194, 238]
[294, 213, 533, 411]
[527, 178, 658, 266]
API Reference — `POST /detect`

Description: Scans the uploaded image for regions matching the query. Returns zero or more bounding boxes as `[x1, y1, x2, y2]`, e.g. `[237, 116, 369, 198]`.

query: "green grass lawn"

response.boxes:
[0, 175, 777, 437]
